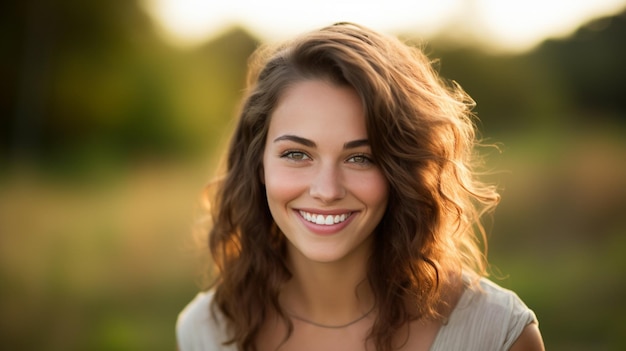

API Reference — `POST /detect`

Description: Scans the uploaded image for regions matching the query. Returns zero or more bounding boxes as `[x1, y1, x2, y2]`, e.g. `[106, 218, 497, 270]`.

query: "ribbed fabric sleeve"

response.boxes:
[430, 278, 537, 351]
[176, 291, 236, 351]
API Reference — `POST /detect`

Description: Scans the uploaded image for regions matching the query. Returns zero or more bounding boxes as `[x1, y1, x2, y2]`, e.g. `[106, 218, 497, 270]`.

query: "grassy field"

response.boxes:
[0, 160, 209, 350]
[1, 127, 625, 350]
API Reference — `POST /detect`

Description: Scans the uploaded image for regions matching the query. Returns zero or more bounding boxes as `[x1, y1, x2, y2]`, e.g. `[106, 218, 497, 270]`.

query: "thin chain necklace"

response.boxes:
[288, 304, 376, 329]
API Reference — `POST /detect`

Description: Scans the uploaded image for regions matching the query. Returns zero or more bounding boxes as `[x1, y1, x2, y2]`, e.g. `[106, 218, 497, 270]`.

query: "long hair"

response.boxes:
[206, 22, 500, 351]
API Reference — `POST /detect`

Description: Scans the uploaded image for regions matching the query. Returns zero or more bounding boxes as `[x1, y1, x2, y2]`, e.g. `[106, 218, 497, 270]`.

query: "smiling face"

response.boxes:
[262, 79, 389, 265]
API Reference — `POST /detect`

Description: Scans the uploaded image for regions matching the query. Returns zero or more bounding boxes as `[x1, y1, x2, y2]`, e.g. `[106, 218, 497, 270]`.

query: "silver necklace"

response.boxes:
[288, 304, 376, 329]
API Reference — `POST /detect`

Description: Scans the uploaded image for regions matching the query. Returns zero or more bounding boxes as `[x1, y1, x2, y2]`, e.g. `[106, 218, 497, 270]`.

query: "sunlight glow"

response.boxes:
[142, 0, 626, 52]
[476, 0, 626, 50]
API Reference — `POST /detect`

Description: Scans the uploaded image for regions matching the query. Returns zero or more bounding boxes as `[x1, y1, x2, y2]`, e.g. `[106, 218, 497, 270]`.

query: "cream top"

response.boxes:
[176, 278, 537, 351]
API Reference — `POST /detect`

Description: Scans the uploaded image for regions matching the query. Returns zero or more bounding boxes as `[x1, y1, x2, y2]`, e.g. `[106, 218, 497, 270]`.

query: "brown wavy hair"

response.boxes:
[206, 22, 500, 351]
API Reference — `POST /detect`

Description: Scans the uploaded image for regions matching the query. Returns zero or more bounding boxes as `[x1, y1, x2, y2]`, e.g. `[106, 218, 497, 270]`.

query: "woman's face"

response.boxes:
[262, 79, 389, 265]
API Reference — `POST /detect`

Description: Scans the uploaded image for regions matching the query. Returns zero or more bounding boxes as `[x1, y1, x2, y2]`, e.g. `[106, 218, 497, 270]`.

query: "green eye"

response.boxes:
[281, 151, 310, 161]
[348, 154, 373, 165]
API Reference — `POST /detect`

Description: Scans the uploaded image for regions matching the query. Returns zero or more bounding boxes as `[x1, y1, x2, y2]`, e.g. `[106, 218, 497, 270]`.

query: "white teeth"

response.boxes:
[299, 211, 351, 226]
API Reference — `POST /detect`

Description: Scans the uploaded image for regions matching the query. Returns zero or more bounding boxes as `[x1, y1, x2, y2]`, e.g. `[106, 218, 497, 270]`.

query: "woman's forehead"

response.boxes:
[267, 80, 367, 143]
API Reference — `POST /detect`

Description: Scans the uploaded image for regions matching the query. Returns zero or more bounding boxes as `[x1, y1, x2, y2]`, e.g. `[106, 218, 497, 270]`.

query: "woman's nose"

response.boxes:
[309, 163, 346, 203]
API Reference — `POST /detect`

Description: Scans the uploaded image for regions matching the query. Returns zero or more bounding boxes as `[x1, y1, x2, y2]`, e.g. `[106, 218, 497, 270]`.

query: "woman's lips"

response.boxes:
[295, 209, 356, 235]
[298, 210, 352, 225]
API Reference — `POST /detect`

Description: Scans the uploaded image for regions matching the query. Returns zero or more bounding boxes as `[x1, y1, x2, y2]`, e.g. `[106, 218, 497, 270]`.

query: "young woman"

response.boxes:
[176, 22, 545, 351]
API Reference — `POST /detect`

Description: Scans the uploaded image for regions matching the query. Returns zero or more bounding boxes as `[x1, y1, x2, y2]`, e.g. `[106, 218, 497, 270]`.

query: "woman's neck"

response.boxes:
[281, 243, 375, 326]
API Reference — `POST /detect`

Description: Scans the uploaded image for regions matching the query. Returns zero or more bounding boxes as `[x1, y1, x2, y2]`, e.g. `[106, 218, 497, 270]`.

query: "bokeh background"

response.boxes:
[2, 0, 626, 350]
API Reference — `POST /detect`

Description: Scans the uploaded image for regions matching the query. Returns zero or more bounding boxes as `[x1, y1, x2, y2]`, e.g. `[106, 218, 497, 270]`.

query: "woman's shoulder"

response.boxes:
[176, 290, 235, 351]
[469, 278, 536, 314]
[431, 277, 537, 351]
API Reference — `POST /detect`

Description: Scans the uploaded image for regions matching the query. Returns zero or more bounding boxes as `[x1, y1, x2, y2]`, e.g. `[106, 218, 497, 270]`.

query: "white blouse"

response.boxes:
[176, 278, 537, 351]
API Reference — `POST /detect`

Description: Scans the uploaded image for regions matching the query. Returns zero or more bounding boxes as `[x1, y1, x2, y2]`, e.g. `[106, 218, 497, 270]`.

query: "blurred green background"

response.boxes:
[2, 1, 625, 350]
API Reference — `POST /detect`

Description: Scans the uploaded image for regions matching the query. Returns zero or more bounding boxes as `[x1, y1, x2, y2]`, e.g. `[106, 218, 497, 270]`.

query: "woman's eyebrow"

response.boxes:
[273, 134, 316, 147]
[273, 135, 369, 149]
[343, 139, 369, 149]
